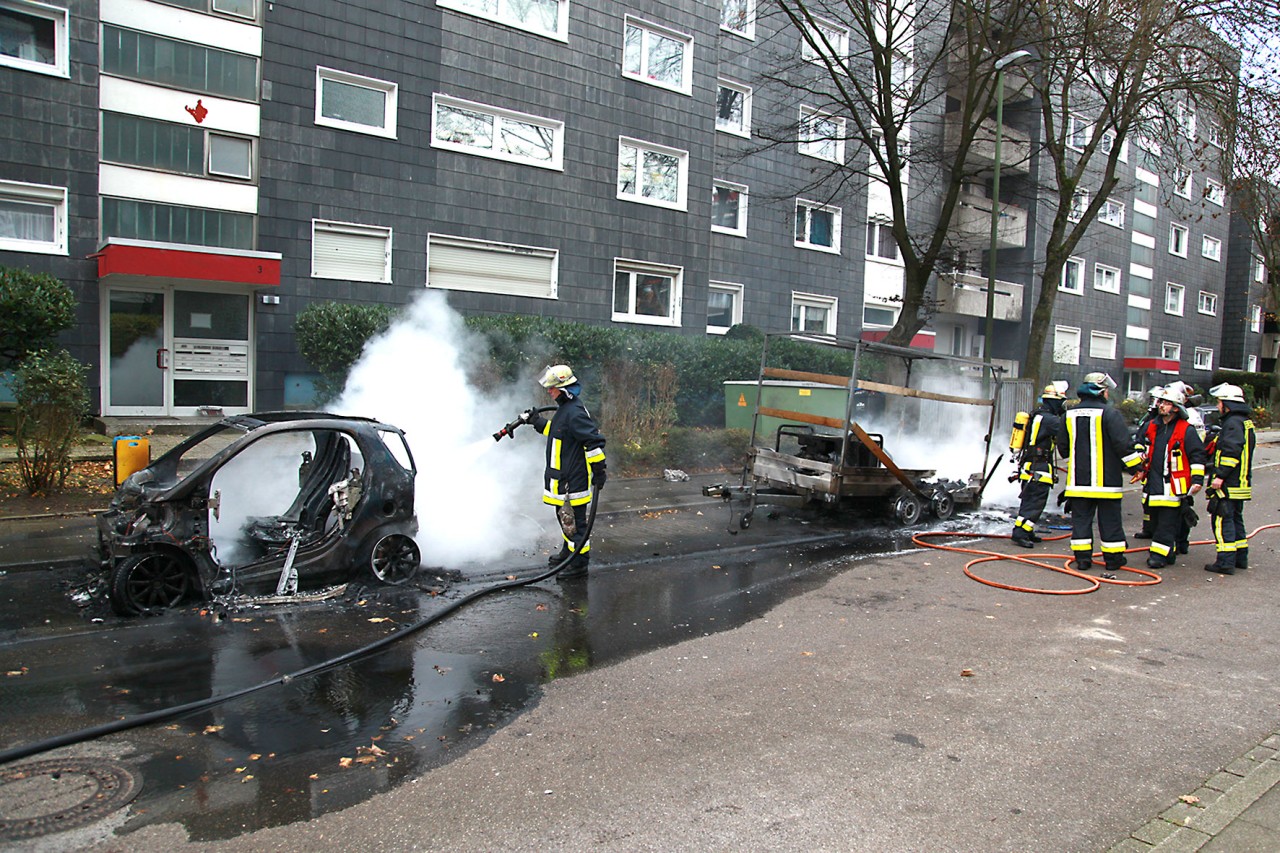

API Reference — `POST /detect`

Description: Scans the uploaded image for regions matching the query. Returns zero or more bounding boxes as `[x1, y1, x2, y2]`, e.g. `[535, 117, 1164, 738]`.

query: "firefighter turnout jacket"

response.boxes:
[1140, 414, 1205, 507]
[532, 395, 607, 507]
[1057, 397, 1144, 499]
[1213, 401, 1256, 500]
[1019, 403, 1062, 485]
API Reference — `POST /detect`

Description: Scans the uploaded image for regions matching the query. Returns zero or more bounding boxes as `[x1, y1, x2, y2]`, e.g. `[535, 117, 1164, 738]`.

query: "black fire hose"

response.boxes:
[493, 405, 557, 441]
[0, 485, 601, 768]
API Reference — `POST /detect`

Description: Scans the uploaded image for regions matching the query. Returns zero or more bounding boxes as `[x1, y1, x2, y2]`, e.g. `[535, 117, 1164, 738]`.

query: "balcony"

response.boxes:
[945, 114, 1031, 175]
[934, 271, 1024, 321]
[950, 193, 1028, 250]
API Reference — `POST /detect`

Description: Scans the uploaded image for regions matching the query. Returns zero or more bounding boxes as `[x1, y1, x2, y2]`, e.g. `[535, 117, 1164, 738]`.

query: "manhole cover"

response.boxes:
[0, 758, 140, 841]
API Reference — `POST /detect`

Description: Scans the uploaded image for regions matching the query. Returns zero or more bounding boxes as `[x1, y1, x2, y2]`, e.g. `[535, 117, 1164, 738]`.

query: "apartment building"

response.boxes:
[0, 0, 1261, 417]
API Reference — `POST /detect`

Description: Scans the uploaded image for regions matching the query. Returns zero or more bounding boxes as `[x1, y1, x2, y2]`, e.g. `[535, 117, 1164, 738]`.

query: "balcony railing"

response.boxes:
[950, 193, 1028, 250]
[934, 271, 1024, 321]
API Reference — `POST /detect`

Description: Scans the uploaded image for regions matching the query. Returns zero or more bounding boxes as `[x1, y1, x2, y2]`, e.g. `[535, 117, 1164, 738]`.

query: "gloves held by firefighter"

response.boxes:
[593, 462, 607, 491]
[519, 407, 537, 424]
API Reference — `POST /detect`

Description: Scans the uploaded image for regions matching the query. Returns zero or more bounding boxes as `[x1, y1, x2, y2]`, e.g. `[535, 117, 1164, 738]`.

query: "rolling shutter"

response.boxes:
[428, 234, 557, 299]
[313, 221, 391, 282]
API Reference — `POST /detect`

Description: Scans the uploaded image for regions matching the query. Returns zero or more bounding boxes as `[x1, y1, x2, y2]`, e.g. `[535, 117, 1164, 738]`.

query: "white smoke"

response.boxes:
[331, 291, 551, 567]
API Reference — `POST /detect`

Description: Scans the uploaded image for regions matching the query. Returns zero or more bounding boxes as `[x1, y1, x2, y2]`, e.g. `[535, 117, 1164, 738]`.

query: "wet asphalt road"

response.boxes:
[0, 495, 944, 844]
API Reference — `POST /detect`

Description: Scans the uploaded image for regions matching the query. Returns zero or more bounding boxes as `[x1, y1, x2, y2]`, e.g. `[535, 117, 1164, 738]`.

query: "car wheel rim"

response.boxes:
[125, 554, 188, 609]
[371, 534, 420, 585]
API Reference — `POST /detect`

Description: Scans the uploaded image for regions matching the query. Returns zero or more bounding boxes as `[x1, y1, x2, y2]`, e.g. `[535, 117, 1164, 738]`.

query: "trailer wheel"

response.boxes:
[929, 490, 956, 521]
[893, 494, 923, 526]
[739, 511, 753, 530]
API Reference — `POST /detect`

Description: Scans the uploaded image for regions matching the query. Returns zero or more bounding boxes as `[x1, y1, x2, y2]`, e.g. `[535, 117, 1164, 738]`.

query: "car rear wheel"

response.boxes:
[370, 534, 420, 585]
[109, 552, 193, 616]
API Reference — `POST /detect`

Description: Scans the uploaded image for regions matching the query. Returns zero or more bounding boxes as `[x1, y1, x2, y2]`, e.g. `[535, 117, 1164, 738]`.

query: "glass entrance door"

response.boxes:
[107, 289, 167, 415]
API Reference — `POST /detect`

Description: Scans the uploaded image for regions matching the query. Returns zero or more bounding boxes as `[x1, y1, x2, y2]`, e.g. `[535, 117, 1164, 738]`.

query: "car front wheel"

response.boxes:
[109, 552, 193, 616]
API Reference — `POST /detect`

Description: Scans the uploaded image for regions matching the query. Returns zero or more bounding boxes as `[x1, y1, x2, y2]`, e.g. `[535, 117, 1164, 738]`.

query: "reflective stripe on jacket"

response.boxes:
[1214, 406, 1256, 501]
[533, 395, 606, 507]
[1057, 399, 1144, 499]
[1141, 416, 1205, 507]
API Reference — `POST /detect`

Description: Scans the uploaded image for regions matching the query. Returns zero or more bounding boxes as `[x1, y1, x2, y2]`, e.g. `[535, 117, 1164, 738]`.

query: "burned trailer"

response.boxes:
[97, 412, 421, 616]
[720, 334, 1000, 530]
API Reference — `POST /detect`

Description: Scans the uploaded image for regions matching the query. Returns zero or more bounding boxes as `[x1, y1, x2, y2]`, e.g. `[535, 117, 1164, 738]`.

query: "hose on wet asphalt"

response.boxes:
[913, 522, 1279, 595]
[0, 487, 599, 767]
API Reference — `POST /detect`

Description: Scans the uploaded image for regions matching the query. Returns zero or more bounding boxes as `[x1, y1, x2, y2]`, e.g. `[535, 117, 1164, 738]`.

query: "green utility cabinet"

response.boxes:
[723, 380, 850, 435]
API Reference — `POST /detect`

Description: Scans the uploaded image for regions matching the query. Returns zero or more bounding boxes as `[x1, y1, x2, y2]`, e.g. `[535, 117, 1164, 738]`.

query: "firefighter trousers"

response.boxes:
[1013, 477, 1051, 538]
[1069, 497, 1127, 570]
[1209, 498, 1248, 569]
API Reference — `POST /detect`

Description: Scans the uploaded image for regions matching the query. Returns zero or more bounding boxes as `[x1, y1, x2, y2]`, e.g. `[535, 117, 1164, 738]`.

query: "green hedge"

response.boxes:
[1211, 369, 1276, 408]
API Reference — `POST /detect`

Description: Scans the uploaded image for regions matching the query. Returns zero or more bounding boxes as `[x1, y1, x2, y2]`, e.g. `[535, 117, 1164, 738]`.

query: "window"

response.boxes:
[795, 199, 841, 253]
[1053, 325, 1081, 365]
[1165, 282, 1185, 315]
[1094, 263, 1121, 293]
[801, 16, 848, 64]
[613, 259, 682, 326]
[432, 95, 562, 169]
[712, 181, 748, 236]
[865, 220, 898, 260]
[316, 67, 398, 139]
[102, 112, 255, 180]
[720, 0, 754, 39]
[1251, 304, 1262, 333]
[1059, 256, 1084, 294]
[622, 17, 692, 94]
[1194, 347, 1213, 370]
[1207, 120, 1224, 148]
[1068, 189, 1088, 222]
[863, 305, 896, 327]
[1202, 235, 1221, 261]
[102, 26, 258, 101]
[791, 292, 836, 333]
[437, 0, 568, 40]
[1256, 257, 1267, 283]
[102, 197, 254, 250]
[0, 179, 66, 254]
[799, 106, 844, 163]
[1089, 330, 1117, 360]
[1173, 168, 1193, 199]
[617, 138, 688, 210]
[1248, 354, 1259, 372]
[1161, 341, 1181, 362]
[1176, 102, 1196, 140]
[1168, 223, 1187, 257]
[164, 0, 257, 19]
[716, 80, 752, 136]
[707, 281, 744, 333]
[1198, 291, 1217, 315]
[427, 234, 557, 299]
[312, 220, 392, 283]
[1067, 114, 1089, 151]
[1205, 179, 1225, 206]
[1099, 199, 1125, 228]
[0, 0, 68, 76]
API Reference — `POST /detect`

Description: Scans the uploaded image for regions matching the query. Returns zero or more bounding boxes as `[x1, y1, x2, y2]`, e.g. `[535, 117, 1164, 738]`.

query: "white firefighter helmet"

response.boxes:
[538, 364, 578, 389]
[1041, 381, 1068, 400]
[1210, 382, 1246, 403]
[1083, 371, 1117, 390]
[1153, 385, 1186, 407]
[1148, 385, 1165, 403]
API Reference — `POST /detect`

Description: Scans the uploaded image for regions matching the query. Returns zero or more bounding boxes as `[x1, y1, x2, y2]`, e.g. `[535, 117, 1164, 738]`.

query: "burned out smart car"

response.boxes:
[97, 413, 420, 616]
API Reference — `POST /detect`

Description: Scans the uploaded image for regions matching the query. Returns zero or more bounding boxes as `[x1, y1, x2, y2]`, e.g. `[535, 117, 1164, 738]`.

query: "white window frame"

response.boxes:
[1247, 354, 1259, 372]
[616, 137, 688, 211]
[1198, 290, 1218, 316]
[1207, 120, 1224, 148]
[799, 106, 845, 163]
[315, 66, 398, 139]
[716, 79, 752, 137]
[1194, 346, 1213, 370]
[1250, 304, 1262, 333]
[207, 133, 254, 180]
[1205, 179, 1225, 206]
[1201, 235, 1221, 262]
[711, 180, 748, 236]
[0, 179, 67, 255]
[1089, 330, 1117, 360]
[794, 198, 842, 254]
[791, 291, 837, 334]
[1165, 282, 1185, 316]
[865, 219, 899, 262]
[1173, 168, 1193, 199]
[0, 0, 68, 78]
[1067, 114, 1089, 151]
[1099, 199, 1125, 228]
[1161, 341, 1181, 362]
[621, 16, 693, 95]
[436, 0, 569, 41]
[431, 94, 564, 170]
[1255, 257, 1267, 283]
[863, 304, 897, 328]
[1094, 262, 1121, 294]
[707, 280, 744, 334]
[1059, 256, 1085, 295]
[612, 258, 683, 327]
[1068, 189, 1088, 222]
[1053, 325, 1082, 366]
[311, 219, 392, 283]
[1168, 223, 1188, 257]
[801, 16, 848, 64]
[720, 0, 755, 40]
[1176, 102, 1197, 140]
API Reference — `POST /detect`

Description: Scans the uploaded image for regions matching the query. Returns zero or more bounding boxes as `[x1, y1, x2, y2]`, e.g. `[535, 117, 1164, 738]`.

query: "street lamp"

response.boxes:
[984, 49, 1035, 382]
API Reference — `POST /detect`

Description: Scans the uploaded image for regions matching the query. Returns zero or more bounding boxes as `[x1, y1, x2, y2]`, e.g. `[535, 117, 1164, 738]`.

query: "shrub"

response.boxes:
[1115, 396, 1147, 425]
[0, 266, 75, 369]
[1253, 406, 1273, 428]
[11, 349, 88, 494]
[295, 302, 399, 401]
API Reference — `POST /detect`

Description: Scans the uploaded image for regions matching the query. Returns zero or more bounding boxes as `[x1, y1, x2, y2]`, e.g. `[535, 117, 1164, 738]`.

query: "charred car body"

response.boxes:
[97, 413, 421, 616]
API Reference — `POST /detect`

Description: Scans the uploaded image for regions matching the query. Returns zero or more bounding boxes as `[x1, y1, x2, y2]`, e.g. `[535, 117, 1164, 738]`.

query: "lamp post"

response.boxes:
[984, 49, 1034, 383]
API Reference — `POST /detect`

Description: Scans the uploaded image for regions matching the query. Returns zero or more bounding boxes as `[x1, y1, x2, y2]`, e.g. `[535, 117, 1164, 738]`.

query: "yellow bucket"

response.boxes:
[113, 436, 151, 486]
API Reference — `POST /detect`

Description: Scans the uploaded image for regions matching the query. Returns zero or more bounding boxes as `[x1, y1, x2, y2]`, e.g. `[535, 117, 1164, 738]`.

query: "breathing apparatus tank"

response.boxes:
[1009, 411, 1031, 453]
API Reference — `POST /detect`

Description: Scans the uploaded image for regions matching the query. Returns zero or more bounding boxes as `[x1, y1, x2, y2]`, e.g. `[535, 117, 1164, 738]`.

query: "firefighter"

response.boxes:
[1131, 385, 1164, 540]
[1010, 381, 1068, 548]
[1055, 372, 1145, 574]
[519, 364, 607, 580]
[1136, 385, 1205, 569]
[1204, 383, 1256, 575]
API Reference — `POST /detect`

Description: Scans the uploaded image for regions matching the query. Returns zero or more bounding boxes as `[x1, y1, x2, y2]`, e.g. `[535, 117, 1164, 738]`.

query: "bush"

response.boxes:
[1115, 396, 1147, 425]
[10, 349, 88, 494]
[1253, 406, 1273, 428]
[295, 302, 399, 401]
[0, 266, 75, 369]
[1213, 369, 1275, 407]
